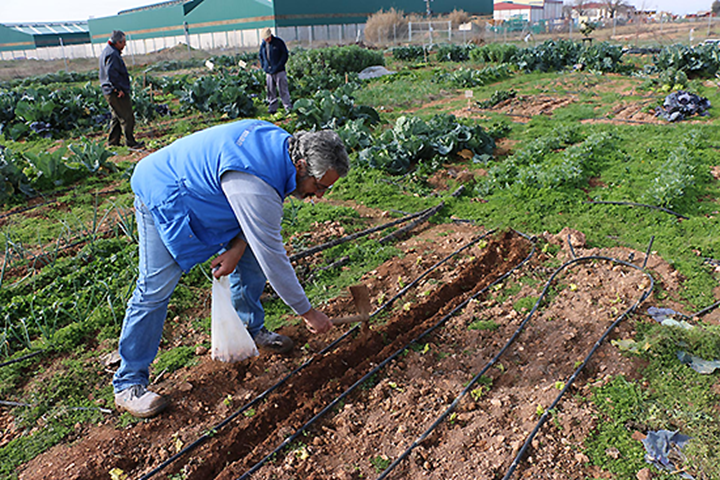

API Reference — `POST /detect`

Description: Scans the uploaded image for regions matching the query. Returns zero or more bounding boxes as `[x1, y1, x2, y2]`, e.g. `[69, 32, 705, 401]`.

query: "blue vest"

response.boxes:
[131, 120, 296, 272]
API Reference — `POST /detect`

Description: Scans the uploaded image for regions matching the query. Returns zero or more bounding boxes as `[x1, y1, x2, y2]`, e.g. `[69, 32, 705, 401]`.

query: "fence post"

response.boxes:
[59, 37, 69, 70]
[184, 22, 191, 58]
[448, 21, 451, 42]
[708, 13, 713, 39]
[409, 22, 412, 42]
[127, 34, 136, 66]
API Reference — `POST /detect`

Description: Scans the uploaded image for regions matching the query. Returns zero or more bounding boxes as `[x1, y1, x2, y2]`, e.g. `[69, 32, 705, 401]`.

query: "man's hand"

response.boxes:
[301, 308, 333, 334]
[117, 90, 125, 98]
[211, 237, 247, 278]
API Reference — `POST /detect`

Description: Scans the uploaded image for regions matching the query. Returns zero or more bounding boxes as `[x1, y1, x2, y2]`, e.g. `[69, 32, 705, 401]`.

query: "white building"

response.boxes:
[493, 0, 564, 22]
[493, 2, 545, 22]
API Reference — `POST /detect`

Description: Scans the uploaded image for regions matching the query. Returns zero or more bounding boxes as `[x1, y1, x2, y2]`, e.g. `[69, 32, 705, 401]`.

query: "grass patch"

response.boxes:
[513, 296, 539, 313]
[586, 321, 720, 478]
[468, 319, 499, 331]
[154, 345, 197, 375]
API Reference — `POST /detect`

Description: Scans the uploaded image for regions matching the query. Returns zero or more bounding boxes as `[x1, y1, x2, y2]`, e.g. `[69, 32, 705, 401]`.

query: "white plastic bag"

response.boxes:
[211, 275, 259, 362]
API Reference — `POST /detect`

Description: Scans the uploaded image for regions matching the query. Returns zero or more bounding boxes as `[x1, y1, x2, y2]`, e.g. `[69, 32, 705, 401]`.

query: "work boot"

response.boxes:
[115, 385, 167, 418]
[128, 141, 146, 151]
[253, 326, 294, 354]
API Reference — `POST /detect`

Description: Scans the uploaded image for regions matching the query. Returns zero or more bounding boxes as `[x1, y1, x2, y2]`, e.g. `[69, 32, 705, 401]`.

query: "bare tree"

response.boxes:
[573, 0, 590, 17]
[603, 0, 630, 19]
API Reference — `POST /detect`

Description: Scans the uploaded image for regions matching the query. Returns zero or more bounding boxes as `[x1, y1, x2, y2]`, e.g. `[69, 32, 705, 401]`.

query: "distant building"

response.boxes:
[0, 21, 90, 57]
[570, 2, 635, 22]
[2, 0, 494, 60]
[493, 0, 563, 22]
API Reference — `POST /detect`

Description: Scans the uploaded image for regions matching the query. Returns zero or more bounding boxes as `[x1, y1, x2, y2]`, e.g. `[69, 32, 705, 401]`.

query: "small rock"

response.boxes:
[637, 467, 653, 480]
[195, 345, 208, 356]
[605, 446, 620, 459]
[177, 381, 193, 392]
[101, 351, 121, 367]
[575, 452, 589, 463]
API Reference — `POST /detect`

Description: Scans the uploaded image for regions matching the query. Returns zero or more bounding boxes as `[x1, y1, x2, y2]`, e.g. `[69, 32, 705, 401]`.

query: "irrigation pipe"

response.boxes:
[1, 224, 124, 281]
[694, 300, 720, 318]
[237, 232, 533, 480]
[379, 186, 465, 245]
[137, 228, 494, 480]
[288, 186, 463, 262]
[0, 400, 113, 414]
[586, 200, 689, 220]
[375, 240, 654, 480]
[0, 188, 125, 221]
[0, 241, 7, 288]
[0, 349, 45, 368]
[288, 206, 434, 262]
[502, 253, 655, 480]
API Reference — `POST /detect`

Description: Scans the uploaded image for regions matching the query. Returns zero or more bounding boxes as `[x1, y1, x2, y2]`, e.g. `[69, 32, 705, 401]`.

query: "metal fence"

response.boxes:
[3, 15, 720, 62]
[0, 23, 366, 62]
[365, 16, 720, 47]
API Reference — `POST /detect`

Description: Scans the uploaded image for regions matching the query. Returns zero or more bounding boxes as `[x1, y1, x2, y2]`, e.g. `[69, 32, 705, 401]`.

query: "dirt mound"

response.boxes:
[473, 94, 578, 123]
[18, 225, 676, 480]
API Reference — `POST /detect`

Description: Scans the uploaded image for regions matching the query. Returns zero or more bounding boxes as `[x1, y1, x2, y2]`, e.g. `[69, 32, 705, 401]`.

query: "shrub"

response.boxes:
[287, 45, 384, 80]
[365, 8, 408, 44]
[470, 43, 519, 63]
[435, 43, 476, 62]
[445, 9, 470, 27]
[392, 45, 430, 62]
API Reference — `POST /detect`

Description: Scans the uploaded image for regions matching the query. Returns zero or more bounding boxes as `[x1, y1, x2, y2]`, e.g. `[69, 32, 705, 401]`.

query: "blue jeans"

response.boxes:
[113, 197, 266, 393]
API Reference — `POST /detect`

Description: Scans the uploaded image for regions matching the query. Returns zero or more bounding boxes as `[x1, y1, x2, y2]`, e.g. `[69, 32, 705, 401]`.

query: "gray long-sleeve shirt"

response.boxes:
[221, 170, 311, 315]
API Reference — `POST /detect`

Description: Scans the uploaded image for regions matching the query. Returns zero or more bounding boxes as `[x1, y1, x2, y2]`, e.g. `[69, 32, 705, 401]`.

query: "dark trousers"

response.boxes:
[105, 92, 138, 146]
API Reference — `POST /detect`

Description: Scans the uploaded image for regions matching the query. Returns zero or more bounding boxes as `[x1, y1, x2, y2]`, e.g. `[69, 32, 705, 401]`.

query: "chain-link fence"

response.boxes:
[367, 16, 720, 48]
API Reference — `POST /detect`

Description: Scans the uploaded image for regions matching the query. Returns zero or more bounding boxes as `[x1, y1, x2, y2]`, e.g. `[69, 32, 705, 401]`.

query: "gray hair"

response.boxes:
[110, 30, 126, 43]
[288, 130, 350, 178]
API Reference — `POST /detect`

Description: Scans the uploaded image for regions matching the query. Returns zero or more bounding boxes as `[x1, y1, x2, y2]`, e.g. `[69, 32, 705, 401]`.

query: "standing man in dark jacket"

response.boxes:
[99, 30, 144, 149]
[259, 28, 292, 114]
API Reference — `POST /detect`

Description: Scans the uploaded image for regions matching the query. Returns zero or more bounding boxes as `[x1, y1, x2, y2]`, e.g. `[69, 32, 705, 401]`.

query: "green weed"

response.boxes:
[370, 455, 392, 473]
[468, 319, 499, 331]
[153, 346, 197, 375]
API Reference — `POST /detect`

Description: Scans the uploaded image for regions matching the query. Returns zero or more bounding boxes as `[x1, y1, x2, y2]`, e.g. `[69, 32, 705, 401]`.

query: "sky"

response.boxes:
[0, 0, 715, 24]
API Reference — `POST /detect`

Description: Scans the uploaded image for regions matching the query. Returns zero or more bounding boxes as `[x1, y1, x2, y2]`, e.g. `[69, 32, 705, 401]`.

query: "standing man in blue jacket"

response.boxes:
[259, 27, 292, 114]
[113, 120, 349, 418]
[99, 30, 144, 149]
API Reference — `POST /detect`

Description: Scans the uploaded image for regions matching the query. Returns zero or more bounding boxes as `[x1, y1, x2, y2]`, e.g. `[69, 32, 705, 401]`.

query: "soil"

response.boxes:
[473, 94, 578, 123]
[14, 215, 687, 480]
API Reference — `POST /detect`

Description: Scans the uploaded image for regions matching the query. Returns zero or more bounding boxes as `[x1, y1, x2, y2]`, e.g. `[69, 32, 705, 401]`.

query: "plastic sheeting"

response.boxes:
[655, 91, 711, 122]
[642, 430, 694, 479]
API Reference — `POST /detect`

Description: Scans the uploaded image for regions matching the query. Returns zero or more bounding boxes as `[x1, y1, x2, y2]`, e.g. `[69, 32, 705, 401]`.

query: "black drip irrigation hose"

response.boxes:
[288, 186, 463, 263]
[379, 186, 465, 245]
[137, 228, 494, 480]
[237, 232, 533, 480]
[694, 300, 720, 318]
[586, 200, 689, 220]
[0, 188, 126, 221]
[502, 254, 655, 480]
[0, 349, 45, 368]
[373, 237, 536, 480]
[288, 205, 434, 262]
[1, 227, 121, 284]
[374, 240, 654, 480]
